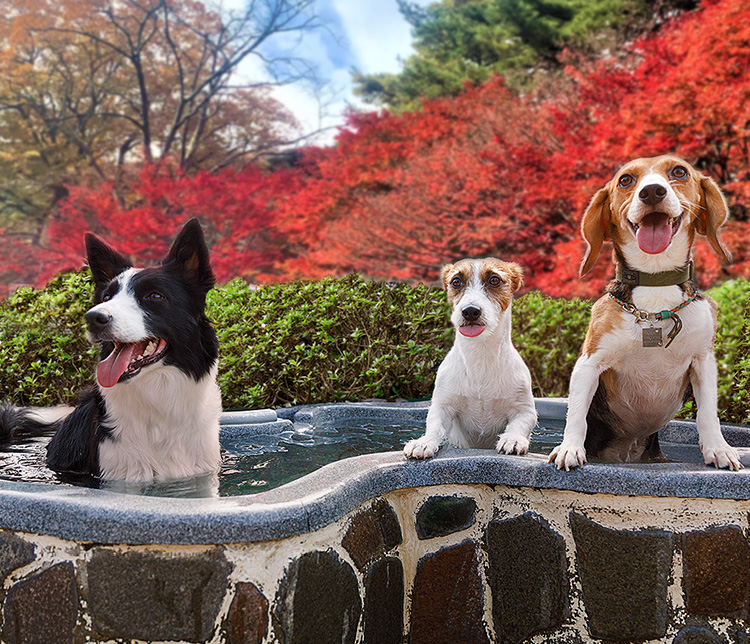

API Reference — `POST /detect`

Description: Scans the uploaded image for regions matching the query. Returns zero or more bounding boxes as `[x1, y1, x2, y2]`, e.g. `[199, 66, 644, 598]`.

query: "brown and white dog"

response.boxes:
[404, 258, 537, 459]
[549, 155, 742, 470]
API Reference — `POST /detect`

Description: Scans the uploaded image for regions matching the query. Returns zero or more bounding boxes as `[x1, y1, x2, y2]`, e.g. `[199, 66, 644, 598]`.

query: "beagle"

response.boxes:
[549, 155, 741, 470]
[404, 258, 537, 459]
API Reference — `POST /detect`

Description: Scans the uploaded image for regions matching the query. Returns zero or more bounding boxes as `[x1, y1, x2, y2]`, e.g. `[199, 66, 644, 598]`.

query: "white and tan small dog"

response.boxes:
[404, 258, 537, 459]
[549, 155, 741, 471]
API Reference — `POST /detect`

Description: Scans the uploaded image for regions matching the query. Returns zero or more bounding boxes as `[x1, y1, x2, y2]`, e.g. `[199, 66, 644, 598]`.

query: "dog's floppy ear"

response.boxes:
[85, 234, 131, 287]
[580, 186, 612, 277]
[440, 263, 455, 290]
[697, 175, 732, 264]
[504, 262, 524, 293]
[164, 218, 216, 293]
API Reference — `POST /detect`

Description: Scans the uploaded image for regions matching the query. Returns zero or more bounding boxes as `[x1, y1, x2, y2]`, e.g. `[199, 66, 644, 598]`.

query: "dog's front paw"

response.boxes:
[404, 438, 440, 460]
[548, 442, 587, 471]
[496, 433, 530, 455]
[702, 443, 743, 471]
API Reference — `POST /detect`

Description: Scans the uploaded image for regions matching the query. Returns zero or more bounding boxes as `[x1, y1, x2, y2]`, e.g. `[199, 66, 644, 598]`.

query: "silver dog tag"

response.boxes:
[642, 327, 663, 348]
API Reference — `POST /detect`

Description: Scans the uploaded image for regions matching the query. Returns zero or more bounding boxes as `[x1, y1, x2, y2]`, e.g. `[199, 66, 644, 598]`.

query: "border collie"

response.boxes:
[404, 258, 537, 459]
[0, 218, 222, 482]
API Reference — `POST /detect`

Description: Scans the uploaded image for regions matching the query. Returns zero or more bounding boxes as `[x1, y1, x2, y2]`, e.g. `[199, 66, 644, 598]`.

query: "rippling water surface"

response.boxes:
[0, 421, 572, 498]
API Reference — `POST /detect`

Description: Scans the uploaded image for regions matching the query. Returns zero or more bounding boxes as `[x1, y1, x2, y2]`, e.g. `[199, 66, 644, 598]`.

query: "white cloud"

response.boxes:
[330, 0, 416, 74]
[216, 0, 436, 144]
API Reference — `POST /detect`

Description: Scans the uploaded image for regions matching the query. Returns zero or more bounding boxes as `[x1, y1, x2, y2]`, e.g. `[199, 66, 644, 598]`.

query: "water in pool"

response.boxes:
[0, 422, 571, 498]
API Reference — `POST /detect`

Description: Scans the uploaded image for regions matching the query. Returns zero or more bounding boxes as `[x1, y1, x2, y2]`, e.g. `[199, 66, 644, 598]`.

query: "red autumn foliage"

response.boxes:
[0, 164, 300, 297]
[2, 0, 750, 300]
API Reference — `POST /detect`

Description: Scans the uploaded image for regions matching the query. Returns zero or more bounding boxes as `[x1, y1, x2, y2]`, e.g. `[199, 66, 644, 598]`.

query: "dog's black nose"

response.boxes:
[85, 310, 112, 330]
[462, 306, 481, 322]
[638, 183, 667, 206]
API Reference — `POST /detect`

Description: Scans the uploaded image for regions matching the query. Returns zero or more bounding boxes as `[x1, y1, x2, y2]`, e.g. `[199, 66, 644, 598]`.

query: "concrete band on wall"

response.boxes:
[0, 399, 748, 545]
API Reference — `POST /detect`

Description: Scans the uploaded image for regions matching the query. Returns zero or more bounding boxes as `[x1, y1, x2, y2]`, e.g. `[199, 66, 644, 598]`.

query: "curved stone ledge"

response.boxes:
[0, 400, 747, 545]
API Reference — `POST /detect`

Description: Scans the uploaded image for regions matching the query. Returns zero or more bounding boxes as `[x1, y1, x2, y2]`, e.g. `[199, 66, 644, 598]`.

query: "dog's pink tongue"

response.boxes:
[97, 343, 138, 388]
[459, 325, 485, 337]
[637, 213, 672, 254]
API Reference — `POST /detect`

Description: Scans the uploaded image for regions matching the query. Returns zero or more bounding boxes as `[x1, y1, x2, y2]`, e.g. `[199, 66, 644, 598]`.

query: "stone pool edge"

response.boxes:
[0, 398, 749, 546]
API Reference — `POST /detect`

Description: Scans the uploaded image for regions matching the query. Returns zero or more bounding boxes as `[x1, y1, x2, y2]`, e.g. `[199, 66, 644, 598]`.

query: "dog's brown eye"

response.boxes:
[146, 292, 163, 301]
[671, 165, 688, 179]
[450, 276, 463, 289]
[488, 275, 503, 287]
[618, 174, 634, 188]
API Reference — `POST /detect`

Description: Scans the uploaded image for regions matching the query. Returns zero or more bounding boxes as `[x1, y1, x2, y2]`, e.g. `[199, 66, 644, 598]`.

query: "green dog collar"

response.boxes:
[616, 261, 693, 287]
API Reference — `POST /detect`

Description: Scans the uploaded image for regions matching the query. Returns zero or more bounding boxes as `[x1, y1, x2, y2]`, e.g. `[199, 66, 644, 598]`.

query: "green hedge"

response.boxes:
[710, 279, 750, 424]
[210, 276, 452, 408]
[725, 280, 750, 424]
[0, 271, 97, 406]
[0, 271, 746, 419]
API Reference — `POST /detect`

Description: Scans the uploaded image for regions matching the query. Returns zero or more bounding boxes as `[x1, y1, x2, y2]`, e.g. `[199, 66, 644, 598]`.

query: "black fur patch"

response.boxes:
[0, 404, 51, 441]
[46, 388, 111, 476]
[584, 380, 618, 457]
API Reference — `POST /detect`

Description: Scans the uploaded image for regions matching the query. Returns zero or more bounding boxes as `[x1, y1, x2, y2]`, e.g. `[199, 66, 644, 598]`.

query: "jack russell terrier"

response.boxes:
[549, 155, 741, 470]
[404, 258, 537, 459]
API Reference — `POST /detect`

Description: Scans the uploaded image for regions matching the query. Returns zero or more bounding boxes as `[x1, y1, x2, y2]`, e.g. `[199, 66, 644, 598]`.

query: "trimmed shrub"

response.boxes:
[0, 270, 96, 406]
[0, 272, 746, 419]
[710, 279, 750, 423]
[209, 276, 452, 408]
[729, 320, 750, 424]
[722, 280, 750, 425]
[0, 273, 454, 408]
[512, 291, 591, 397]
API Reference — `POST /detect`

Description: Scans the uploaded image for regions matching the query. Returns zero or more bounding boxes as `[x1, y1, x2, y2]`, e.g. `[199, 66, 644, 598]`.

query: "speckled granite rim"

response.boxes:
[0, 399, 749, 545]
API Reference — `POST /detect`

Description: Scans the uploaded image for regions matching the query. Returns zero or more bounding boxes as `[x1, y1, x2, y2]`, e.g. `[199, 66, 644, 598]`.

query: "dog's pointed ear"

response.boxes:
[504, 262, 524, 293]
[85, 233, 131, 287]
[164, 218, 216, 292]
[697, 175, 732, 264]
[580, 186, 612, 277]
[440, 263, 455, 290]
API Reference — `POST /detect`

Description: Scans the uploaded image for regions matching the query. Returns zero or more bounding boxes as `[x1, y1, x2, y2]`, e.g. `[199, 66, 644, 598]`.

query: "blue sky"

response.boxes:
[230, 0, 433, 143]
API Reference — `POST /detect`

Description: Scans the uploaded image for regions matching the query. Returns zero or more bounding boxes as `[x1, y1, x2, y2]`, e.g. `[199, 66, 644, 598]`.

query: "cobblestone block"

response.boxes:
[273, 549, 361, 644]
[415, 495, 477, 540]
[363, 557, 403, 644]
[409, 540, 489, 644]
[570, 512, 674, 641]
[228, 582, 268, 644]
[682, 525, 750, 618]
[3, 562, 77, 644]
[0, 531, 35, 583]
[343, 498, 403, 571]
[87, 547, 231, 642]
[486, 512, 568, 642]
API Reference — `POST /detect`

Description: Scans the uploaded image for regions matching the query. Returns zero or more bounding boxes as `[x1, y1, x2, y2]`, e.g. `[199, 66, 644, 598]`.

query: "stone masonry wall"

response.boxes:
[1, 484, 750, 643]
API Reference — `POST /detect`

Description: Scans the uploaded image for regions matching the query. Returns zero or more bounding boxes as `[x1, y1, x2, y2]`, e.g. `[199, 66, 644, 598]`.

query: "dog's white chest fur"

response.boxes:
[602, 292, 715, 433]
[98, 363, 222, 481]
[434, 338, 533, 447]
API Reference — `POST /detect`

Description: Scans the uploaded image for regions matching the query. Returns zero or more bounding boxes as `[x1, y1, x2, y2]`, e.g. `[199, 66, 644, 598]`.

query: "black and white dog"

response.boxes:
[0, 218, 222, 482]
